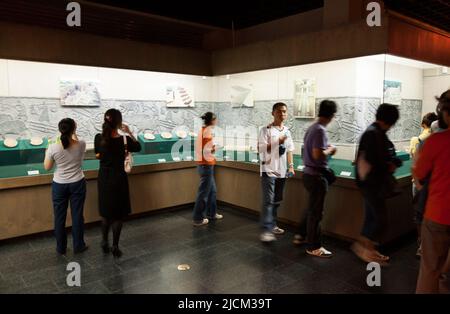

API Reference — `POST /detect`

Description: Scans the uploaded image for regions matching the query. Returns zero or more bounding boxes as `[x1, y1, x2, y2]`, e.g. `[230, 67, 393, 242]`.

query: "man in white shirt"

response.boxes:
[258, 102, 295, 242]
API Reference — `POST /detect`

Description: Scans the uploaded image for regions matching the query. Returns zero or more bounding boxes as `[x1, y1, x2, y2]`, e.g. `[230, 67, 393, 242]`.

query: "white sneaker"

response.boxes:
[209, 213, 223, 220]
[193, 218, 209, 227]
[272, 226, 285, 235]
[306, 247, 333, 258]
[260, 232, 276, 242]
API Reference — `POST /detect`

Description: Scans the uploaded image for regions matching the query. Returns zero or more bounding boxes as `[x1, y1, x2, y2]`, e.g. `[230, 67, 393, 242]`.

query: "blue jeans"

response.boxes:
[193, 165, 217, 222]
[261, 174, 286, 232]
[52, 179, 87, 253]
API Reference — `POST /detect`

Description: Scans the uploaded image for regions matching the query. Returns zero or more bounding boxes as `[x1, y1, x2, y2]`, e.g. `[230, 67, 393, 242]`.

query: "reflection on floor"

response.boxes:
[0, 206, 420, 294]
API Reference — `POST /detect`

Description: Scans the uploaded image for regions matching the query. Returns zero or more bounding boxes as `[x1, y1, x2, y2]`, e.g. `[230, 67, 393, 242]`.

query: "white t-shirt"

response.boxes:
[258, 124, 295, 178]
[45, 140, 86, 184]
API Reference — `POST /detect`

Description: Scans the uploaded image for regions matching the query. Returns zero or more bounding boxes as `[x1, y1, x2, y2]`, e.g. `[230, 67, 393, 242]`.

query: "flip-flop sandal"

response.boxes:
[375, 251, 390, 261]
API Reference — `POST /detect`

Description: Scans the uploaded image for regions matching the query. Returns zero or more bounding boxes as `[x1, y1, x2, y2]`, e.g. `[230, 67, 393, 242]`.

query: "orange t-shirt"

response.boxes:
[413, 129, 450, 226]
[195, 126, 216, 165]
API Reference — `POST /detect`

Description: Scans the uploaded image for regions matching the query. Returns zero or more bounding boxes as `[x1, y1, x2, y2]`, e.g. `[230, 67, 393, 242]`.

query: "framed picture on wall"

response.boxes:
[383, 80, 402, 105]
[166, 85, 194, 107]
[294, 79, 316, 119]
[231, 85, 254, 108]
[59, 79, 101, 107]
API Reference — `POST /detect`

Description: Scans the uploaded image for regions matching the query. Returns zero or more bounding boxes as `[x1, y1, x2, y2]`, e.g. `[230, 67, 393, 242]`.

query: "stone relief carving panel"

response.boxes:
[0, 96, 422, 146]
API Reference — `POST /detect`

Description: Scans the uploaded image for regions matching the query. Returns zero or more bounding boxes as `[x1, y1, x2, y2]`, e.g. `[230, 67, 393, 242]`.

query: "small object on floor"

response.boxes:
[193, 218, 209, 227]
[293, 234, 307, 245]
[306, 246, 333, 258]
[177, 264, 191, 271]
[416, 244, 422, 258]
[260, 232, 276, 242]
[101, 242, 110, 254]
[74, 245, 89, 254]
[111, 246, 122, 258]
[209, 213, 223, 220]
[272, 226, 285, 235]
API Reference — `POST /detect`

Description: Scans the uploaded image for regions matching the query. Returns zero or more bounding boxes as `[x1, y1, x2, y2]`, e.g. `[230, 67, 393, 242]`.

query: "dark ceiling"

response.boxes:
[384, 0, 450, 33]
[0, 0, 449, 50]
[86, 0, 325, 29]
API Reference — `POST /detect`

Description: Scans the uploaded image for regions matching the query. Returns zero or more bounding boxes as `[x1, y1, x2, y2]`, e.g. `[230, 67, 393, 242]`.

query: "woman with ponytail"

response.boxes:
[44, 118, 88, 255]
[192, 112, 223, 226]
[95, 109, 141, 258]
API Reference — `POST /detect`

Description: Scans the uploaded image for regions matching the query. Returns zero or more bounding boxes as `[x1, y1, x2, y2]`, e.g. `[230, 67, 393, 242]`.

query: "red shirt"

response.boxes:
[195, 126, 216, 165]
[413, 129, 450, 226]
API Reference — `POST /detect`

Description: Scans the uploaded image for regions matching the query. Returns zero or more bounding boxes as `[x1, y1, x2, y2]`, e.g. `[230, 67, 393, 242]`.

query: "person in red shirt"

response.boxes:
[192, 112, 224, 226]
[414, 90, 450, 294]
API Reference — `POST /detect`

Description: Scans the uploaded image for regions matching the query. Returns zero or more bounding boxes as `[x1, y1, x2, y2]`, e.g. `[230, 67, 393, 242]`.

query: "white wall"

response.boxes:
[214, 58, 360, 101]
[0, 59, 214, 102]
[0, 55, 430, 104]
[423, 73, 450, 115]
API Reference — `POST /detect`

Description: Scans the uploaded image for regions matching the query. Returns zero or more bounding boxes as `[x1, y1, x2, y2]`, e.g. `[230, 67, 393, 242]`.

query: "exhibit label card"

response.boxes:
[172, 157, 181, 162]
[297, 165, 305, 171]
[27, 170, 40, 176]
[340, 171, 352, 177]
[158, 159, 167, 163]
[251, 159, 259, 163]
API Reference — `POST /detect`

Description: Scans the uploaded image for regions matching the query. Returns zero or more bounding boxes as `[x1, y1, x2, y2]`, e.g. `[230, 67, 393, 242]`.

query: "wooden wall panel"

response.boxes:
[388, 15, 450, 67]
[0, 22, 212, 76]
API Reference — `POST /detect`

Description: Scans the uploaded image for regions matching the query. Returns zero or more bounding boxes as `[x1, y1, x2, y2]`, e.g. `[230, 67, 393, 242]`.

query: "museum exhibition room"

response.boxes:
[0, 0, 449, 301]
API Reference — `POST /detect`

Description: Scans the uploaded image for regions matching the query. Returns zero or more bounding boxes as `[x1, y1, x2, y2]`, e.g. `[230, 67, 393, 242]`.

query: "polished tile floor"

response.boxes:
[0, 206, 420, 294]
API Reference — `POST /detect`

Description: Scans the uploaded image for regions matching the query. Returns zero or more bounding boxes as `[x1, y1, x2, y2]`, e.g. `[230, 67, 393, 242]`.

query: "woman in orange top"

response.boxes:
[192, 112, 223, 226]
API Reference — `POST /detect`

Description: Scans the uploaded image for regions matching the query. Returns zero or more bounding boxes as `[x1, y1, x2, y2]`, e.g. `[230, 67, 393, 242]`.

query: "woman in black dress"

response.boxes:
[95, 109, 141, 258]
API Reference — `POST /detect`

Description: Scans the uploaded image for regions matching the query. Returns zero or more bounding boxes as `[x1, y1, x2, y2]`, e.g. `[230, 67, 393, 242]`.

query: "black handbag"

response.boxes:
[320, 167, 337, 186]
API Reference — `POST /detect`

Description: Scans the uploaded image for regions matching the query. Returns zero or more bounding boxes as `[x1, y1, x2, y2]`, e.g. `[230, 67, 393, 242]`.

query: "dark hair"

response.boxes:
[272, 102, 287, 112]
[436, 89, 450, 129]
[421, 112, 438, 128]
[318, 100, 337, 118]
[201, 112, 216, 126]
[376, 103, 400, 126]
[58, 118, 76, 149]
[102, 108, 122, 144]
[436, 90, 450, 112]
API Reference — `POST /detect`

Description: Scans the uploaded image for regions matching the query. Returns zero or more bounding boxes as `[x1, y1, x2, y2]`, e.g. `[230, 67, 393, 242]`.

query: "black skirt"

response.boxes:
[97, 167, 131, 219]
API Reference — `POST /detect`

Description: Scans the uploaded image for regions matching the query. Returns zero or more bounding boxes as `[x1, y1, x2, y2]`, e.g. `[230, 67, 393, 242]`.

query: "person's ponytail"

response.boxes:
[58, 118, 76, 149]
[101, 109, 122, 146]
[201, 112, 217, 126]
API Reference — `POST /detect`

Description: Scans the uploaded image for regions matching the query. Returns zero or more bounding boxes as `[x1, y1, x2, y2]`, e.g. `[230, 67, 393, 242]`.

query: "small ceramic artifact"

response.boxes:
[143, 132, 155, 140]
[30, 137, 44, 146]
[176, 130, 187, 139]
[160, 132, 173, 139]
[3, 138, 18, 148]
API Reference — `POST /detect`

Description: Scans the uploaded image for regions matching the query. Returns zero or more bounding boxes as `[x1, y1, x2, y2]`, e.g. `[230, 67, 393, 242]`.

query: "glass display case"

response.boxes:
[0, 53, 446, 182]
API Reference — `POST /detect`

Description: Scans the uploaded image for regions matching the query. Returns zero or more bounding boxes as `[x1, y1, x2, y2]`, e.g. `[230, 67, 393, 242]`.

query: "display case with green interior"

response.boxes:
[137, 133, 195, 156]
[0, 138, 49, 166]
[292, 154, 412, 179]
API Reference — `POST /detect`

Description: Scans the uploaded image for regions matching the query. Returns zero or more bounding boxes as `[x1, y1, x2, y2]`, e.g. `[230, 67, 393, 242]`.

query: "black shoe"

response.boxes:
[111, 246, 122, 258]
[101, 242, 110, 254]
[74, 245, 89, 254]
